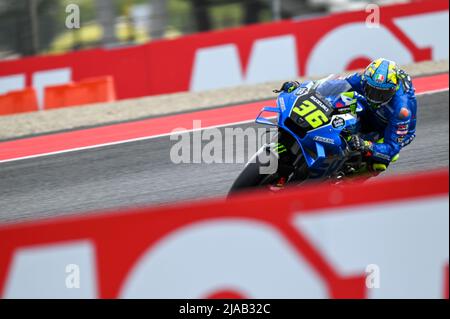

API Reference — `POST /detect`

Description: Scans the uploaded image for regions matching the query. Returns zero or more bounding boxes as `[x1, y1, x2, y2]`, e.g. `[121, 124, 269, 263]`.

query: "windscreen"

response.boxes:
[315, 75, 352, 99]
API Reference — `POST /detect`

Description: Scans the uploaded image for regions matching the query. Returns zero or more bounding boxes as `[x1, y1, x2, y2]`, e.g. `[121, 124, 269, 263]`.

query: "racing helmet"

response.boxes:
[362, 58, 400, 107]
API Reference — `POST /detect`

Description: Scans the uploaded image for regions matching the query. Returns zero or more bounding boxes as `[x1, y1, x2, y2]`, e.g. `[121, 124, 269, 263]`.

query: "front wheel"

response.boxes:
[228, 146, 279, 196]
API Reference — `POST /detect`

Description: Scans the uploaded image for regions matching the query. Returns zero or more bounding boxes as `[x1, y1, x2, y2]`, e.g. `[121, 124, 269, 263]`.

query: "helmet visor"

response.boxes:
[364, 82, 396, 105]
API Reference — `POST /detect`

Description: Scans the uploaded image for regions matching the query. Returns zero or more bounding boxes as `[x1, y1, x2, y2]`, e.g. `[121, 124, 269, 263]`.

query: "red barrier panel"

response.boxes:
[0, 169, 448, 298]
[44, 76, 116, 109]
[0, 88, 38, 116]
[0, 0, 447, 108]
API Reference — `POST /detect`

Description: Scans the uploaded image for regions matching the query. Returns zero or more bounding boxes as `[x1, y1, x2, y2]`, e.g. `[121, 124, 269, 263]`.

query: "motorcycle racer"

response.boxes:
[278, 58, 417, 178]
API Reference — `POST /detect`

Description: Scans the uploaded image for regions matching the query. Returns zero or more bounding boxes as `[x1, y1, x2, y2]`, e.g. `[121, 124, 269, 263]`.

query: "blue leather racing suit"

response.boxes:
[345, 70, 417, 165]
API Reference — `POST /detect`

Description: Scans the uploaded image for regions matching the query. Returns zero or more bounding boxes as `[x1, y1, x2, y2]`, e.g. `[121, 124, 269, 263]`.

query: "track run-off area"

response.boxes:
[0, 74, 448, 222]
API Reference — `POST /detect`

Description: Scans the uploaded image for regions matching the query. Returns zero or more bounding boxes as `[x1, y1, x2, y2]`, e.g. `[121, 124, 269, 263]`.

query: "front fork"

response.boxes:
[269, 129, 309, 184]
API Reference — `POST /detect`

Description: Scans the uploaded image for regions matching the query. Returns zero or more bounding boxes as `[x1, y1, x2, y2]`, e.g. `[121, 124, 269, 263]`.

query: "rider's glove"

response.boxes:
[348, 135, 373, 156]
[274, 81, 300, 93]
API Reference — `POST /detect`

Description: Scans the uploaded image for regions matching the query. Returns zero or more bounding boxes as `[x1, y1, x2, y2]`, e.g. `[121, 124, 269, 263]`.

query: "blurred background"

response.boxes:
[0, 0, 410, 59]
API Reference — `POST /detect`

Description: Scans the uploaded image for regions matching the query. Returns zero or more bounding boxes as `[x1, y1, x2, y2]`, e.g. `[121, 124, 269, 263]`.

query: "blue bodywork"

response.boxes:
[255, 78, 363, 179]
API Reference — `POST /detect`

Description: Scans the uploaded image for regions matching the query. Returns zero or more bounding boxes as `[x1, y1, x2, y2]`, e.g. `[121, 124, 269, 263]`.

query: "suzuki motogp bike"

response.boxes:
[228, 76, 367, 195]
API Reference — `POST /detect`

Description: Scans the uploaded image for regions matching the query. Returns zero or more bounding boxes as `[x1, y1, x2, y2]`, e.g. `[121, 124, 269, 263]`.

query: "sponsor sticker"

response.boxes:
[337, 107, 351, 114]
[295, 87, 309, 97]
[373, 152, 391, 161]
[332, 117, 345, 128]
[313, 136, 335, 145]
[310, 95, 330, 112]
[278, 97, 286, 111]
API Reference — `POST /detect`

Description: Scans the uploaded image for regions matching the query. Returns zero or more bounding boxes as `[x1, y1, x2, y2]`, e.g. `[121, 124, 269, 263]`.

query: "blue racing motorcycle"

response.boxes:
[229, 76, 366, 194]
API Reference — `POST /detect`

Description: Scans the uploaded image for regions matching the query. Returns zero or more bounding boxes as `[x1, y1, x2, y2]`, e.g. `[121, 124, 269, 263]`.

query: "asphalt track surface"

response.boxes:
[0, 91, 448, 223]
